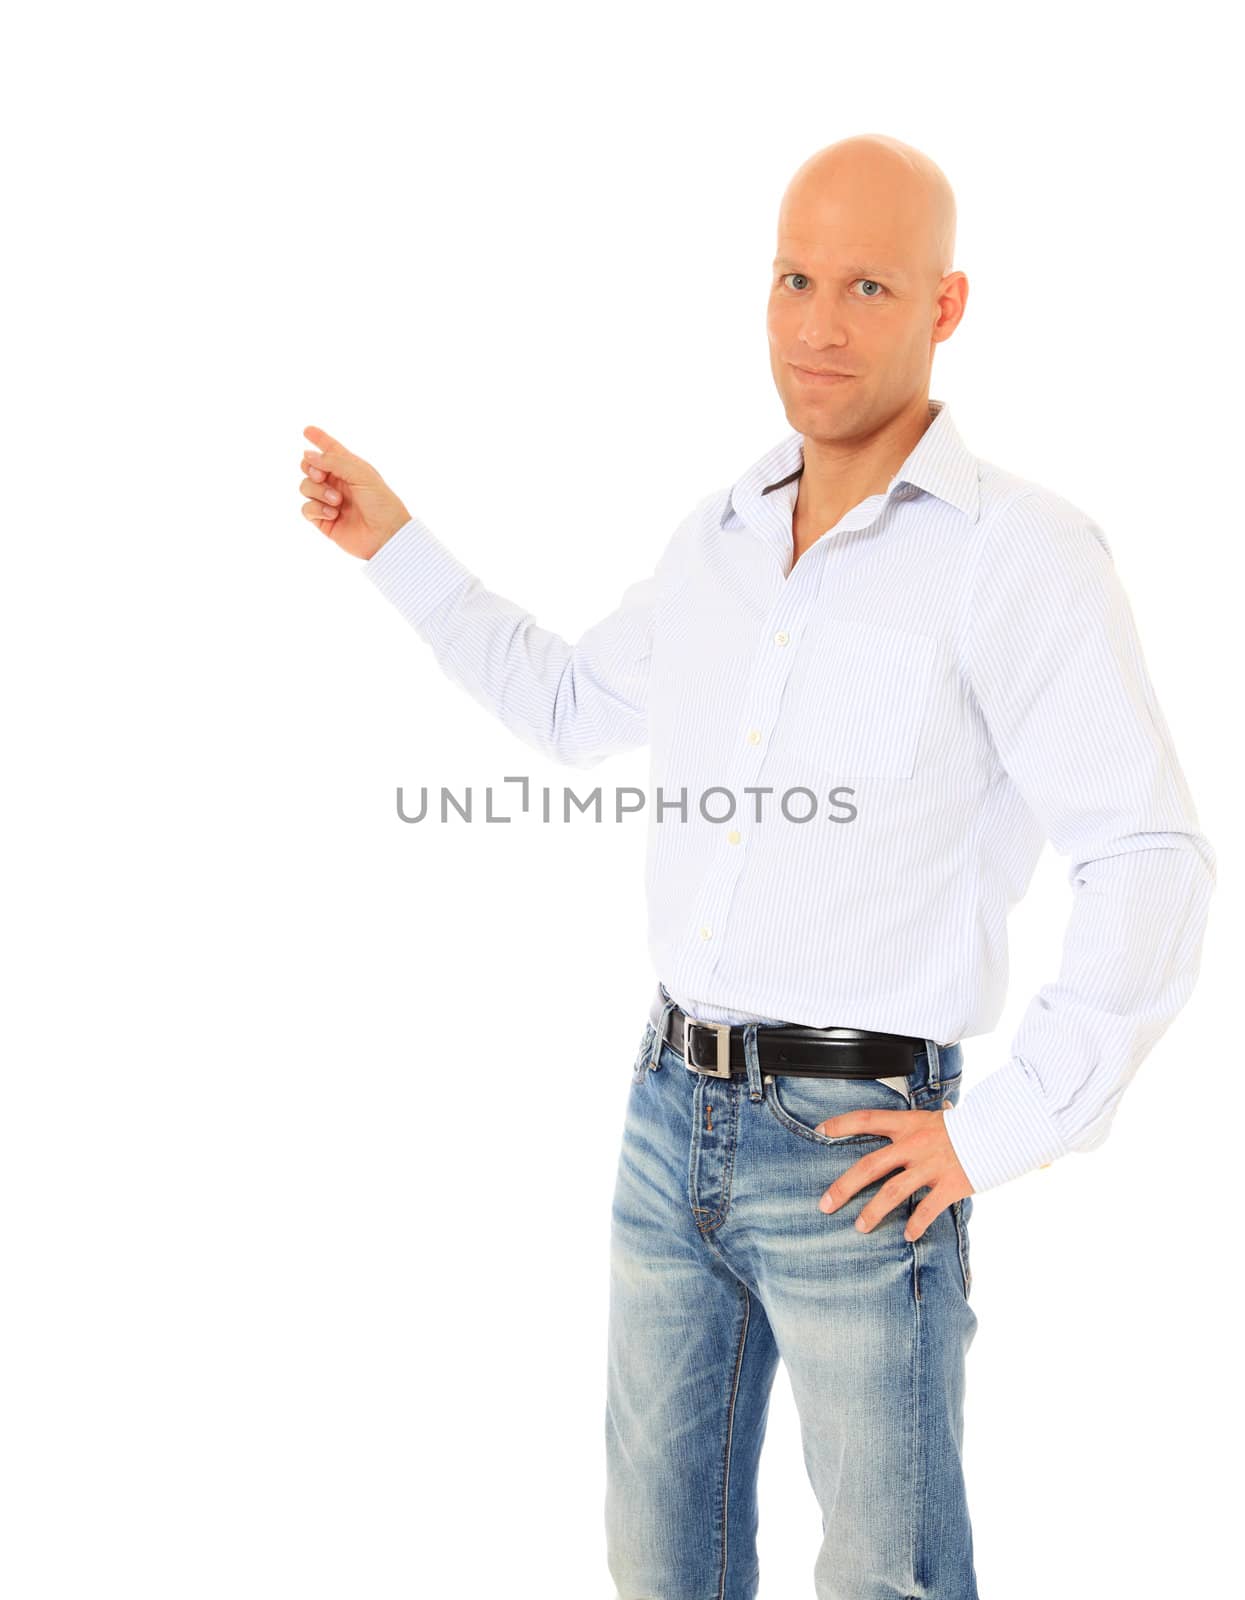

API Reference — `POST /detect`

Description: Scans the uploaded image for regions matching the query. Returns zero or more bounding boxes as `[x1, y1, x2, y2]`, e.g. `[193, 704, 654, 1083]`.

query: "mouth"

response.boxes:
[790, 365, 856, 385]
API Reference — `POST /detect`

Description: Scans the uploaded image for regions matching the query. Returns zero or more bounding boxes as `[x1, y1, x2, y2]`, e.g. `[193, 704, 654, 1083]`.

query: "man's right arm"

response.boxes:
[362, 510, 687, 770]
[300, 424, 698, 768]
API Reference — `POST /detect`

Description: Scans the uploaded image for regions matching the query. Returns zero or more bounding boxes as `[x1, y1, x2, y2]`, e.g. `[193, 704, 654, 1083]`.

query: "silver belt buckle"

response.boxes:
[684, 1019, 733, 1078]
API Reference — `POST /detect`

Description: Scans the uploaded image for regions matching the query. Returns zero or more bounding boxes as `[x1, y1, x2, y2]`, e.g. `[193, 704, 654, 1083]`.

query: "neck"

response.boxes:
[793, 394, 934, 548]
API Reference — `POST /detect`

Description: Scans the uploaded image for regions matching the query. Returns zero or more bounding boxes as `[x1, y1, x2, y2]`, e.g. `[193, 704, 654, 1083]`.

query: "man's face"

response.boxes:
[766, 212, 940, 439]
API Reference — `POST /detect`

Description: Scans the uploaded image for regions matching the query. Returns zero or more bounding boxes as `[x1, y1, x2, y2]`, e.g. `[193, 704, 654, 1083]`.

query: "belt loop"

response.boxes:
[924, 1038, 941, 1094]
[742, 1023, 763, 1101]
[651, 996, 677, 1071]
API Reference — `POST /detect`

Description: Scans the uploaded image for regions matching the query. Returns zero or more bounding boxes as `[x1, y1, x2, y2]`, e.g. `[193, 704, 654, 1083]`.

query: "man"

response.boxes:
[297, 134, 1214, 1599]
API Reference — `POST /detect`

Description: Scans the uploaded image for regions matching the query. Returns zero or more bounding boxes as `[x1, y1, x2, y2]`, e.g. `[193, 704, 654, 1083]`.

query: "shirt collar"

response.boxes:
[721, 397, 980, 534]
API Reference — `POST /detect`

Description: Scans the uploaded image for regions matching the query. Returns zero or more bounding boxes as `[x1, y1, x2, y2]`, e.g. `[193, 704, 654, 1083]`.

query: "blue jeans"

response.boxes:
[605, 1004, 978, 1600]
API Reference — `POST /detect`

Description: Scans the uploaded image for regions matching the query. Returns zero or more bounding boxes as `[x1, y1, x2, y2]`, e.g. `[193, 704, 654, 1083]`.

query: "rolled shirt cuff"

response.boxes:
[941, 1057, 1070, 1190]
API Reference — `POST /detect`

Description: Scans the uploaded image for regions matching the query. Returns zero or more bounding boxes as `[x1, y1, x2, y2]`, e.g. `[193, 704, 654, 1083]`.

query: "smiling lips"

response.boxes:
[791, 365, 856, 384]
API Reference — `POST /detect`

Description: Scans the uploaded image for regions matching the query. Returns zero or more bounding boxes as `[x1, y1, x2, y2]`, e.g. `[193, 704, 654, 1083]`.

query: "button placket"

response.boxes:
[723, 588, 819, 942]
[682, 554, 821, 983]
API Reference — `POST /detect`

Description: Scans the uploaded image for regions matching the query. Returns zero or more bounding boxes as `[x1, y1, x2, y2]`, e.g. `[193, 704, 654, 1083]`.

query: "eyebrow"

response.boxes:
[773, 256, 905, 280]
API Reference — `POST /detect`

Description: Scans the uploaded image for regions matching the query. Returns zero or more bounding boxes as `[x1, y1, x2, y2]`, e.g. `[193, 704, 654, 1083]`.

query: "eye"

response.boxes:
[780, 272, 811, 291]
[854, 279, 886, 298]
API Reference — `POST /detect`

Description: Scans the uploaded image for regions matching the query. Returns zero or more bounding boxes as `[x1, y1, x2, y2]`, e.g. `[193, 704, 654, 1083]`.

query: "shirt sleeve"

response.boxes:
[360, 509, 689, 769]
[942, 489, 1217, 1191]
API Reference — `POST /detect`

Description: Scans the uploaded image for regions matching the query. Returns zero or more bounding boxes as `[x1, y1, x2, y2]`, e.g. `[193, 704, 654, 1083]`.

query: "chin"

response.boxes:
[783, 388, 855, 428]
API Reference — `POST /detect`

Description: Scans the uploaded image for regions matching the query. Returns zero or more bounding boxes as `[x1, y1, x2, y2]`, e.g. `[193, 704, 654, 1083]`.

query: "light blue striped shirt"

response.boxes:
[363, 398, 1215, 1191]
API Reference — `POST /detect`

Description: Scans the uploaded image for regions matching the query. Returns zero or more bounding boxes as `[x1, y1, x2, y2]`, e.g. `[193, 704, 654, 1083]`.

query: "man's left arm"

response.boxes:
[941, 488, 1217, 1192]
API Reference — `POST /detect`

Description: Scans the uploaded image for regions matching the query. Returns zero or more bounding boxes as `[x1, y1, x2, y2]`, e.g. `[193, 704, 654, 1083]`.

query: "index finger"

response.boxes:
[303, 424, 345, 453]
[815, 1107, 904, 1138]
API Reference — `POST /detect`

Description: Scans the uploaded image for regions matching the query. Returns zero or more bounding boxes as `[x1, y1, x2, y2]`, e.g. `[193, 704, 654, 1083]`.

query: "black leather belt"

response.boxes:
[649, 985, 927, 1080]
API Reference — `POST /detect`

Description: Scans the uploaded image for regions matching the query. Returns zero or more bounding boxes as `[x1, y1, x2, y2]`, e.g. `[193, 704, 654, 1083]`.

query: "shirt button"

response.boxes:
[746, 728, 761, 745]
[773, 630, 789, 646]
[727, 829, 741, 845]
[699, 926, 713, 940]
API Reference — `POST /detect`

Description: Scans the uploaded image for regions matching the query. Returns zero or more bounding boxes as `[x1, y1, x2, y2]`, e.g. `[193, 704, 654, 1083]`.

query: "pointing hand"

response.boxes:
[299, 424, 412, 561]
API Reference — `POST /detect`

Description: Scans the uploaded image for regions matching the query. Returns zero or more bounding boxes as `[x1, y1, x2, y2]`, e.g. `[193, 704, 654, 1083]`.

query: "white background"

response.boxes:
[2, 2, 1237, 1595]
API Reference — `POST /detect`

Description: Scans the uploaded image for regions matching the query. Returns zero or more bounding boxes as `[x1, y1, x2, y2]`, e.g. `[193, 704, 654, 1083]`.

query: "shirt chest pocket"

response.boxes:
[788, 617, 941, 781]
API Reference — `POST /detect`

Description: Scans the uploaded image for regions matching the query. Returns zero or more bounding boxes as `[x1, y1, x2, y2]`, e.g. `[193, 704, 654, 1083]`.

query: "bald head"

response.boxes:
[779, 134, 956, 287]
[766, 133, 966, 446]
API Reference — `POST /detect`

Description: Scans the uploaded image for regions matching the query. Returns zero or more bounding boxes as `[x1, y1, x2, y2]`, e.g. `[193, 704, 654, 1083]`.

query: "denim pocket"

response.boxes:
[914, 1068, 962, 1113]
[765, 1071, 912, 1147]
[951, 1194, 973, 1298]
[631, 1022, 657, 1084]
